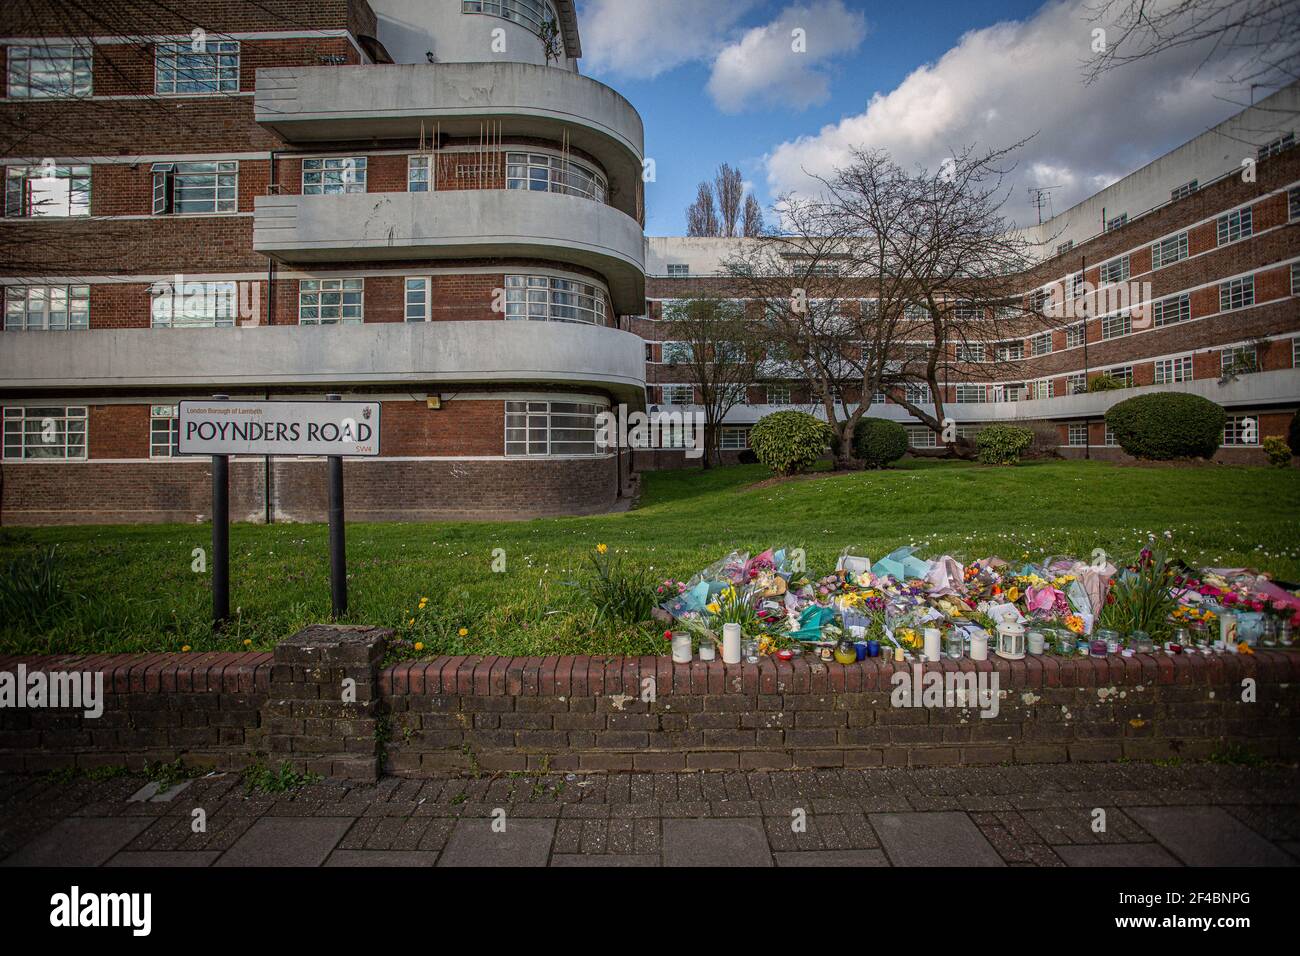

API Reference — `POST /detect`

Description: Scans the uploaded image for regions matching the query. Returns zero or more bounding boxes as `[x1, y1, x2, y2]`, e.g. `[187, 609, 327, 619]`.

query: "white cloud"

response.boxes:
[578, 0, 762, 80]
[706, 1, 868, 113]
[763, 0, 1255, 225]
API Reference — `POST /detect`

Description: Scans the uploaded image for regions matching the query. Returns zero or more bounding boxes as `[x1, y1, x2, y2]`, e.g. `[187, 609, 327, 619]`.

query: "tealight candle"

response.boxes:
[698, 642, 716, 662]
[924, 628, 942, 663]
[970, 633, 988, 661]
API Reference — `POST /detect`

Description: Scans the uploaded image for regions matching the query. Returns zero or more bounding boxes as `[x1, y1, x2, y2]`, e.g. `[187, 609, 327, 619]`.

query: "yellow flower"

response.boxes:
[458, 627, 469, 637]
[242, 639, 252, 647]
[596, 543, 608, 555]
[1006, 587, 1021, 602]
[706, 603, 720, 614]
[181, 644, 191, 652]
[408, 618, 415, 626]
[414, 642, 424, 652]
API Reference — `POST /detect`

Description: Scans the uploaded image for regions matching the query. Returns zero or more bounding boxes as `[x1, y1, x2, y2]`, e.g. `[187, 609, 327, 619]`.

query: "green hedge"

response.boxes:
[974, 424, 1034, 465]
[1104, 393, 1226, 460]
[852, 417, 909, 468]
[748, 411, 833, 476]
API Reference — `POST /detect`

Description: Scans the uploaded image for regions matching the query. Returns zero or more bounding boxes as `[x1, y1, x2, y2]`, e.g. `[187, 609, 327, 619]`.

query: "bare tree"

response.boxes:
[661, 297, 759, 468]
[742, 194, 765, 237]
[1084, 0, 1300, 87]
[714, 163, 745, 238]
[686, 182, 720, 238]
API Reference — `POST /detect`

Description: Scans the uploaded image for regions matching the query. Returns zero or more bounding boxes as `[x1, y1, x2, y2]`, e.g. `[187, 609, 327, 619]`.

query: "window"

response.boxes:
[1101, 312, 1132, 340]
[871, 389, 887, 405]
[155, 40, 240, 95]
[1257, 133, 1295, 161]
[995, 341, 1024, 362]
[1293, 337, 1299, 368]
[503, 275, 606, 325]
[1216, 208, 1252, 245]
[1293, 263, 1299, 296]
[1153, 293, 1191, 327]
[6, 44, 91, 98]
[955, 384, 986, 404]
[765, 384, 790, 405]
[408, 155, 432, 192]
[1170, 180, 1198, 201]
[660, 384, 694, 406]
[1223, 415, 1259, 446]
[907, 426, 936, 448]
[1219, 276, 1254, 312]
[405, 278, 428, 322]
[1099, 256, 1129, 285]
[5, 165, 90, 218]
[1290, 186, 1300, 222]
[1030, 379, 1054, 400]
[1105, 213, 1127, 232]
[1067, 423, 1088, 447]
[1151, 232, 1187, 268]
[151, 161, 237, 214]
[661, 341, 693, 364]
[956, 342, 985, 362]
[505, 400, 601, 457]
[303, 157, 366, 195]
[1030, 332, 1052, 356]
[151, 280, 238, 328]
[1056, 240, 1074, 256]
[150, 405, 180, 458]
[4, 285, 89, 331]
[1106, 366, 1134, 386]
[299, 278, 363, 325]
[506, 152, 606, 204]
[1065, 322, 1085, 348]
[993, 383, 1027, 403]
[463, 0, 559, 40]
[905, 383, 932, 405]
[1221, 345, 1258, 375]
[1104, 424, 1118, 447]
[1066, 272, 1086, 300]
[666, 264, 690, 277]
[1066, 373, 1086, 395]
[1155, 355, 1192, 384]
[1029, 288, 1051, 314]
[2, 406, 87, 460]
[719, 427, 748, 450]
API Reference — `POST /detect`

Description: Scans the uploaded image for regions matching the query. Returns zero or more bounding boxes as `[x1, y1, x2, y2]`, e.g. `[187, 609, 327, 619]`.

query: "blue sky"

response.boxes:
[576, 0, 1264, 235]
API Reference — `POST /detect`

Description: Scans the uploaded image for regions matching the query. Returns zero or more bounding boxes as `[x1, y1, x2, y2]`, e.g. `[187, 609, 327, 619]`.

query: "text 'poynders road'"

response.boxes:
[177, 400, 381, 457]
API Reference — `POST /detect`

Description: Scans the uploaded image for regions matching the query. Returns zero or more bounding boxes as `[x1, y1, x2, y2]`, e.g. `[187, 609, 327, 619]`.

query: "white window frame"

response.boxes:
[1154, 355, 1193, 385]
[404, 278, 429, 322]
[1151, 232, 1187, 269]
[1170, 180, 1197, 201]
[955, 383, 986, 404]
[1065, 322, 1085, 349]
[151, 161, 237, 215]
[303, 157, 367, 195]
[504, 400, 601, 457]
[1216, 208, 1252, 246]
[299, 278, 363, 325]
[150, 405, 180, 458]
[462, 0, 561, 42]
[995, 341, 1024, 362]
[505, 151, 606, 204]
[1101, 312, 1132, 340]
[154, 39, 240, 95]
[1104, 424, 1118, 447]
[408, 155, 433, 192]
[503, 274, 606, 325]
[1221, 345, 1258, 375]
[1066, 373, 1087, 395]
[1257, 133, 1295, 161]
[666, 264, 690, 277]
[1067, 423, 1088, 447]
[1222, 415, 1259, 447]
[1106, 366, 1134, 387]
[765, 384, 791, 405]
[5, 164, 90, 218]
[1105, 213, 1128, 232]
[151, 280, 238, 328]
[661, 341, 693, 364]
[6, 44, 92, 98]
[660, 384, 694, 406]
[5, 285, 89, 331]
[907, 426, 936, 448]
[1219, 276, 1254, 312]
[1030, 332, 1052, 356]
[719, 426, 748, 450]
[1153, 293, 1191, 327]
[2, 406, 88, 460]
[1099, 255, 1130, 286]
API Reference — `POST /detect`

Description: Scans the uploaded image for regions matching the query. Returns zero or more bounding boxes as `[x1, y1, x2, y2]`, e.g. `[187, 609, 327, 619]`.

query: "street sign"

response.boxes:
[178, 400, 381, 457]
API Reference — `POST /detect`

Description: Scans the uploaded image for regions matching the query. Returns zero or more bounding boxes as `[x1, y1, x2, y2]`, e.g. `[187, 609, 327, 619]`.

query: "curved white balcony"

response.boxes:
[255, 61, 643, 216]
[253, 188, 646, 314]
[0, 321, 647, 407]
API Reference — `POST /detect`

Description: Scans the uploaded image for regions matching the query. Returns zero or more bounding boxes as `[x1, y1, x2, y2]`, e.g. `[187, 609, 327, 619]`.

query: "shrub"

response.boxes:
[1263, 436, 1292, 467]
[1104, 393, 1225, 460]
[852, 417, 909, 468]
[736, 449, 759, 464]
[748, 410, 833, 476]
[974, 424, 1034, 465]
[1087, 374, 1126, 392]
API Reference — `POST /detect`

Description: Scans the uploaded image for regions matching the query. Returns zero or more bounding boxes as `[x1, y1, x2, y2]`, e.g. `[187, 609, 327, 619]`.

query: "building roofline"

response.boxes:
[554, 0, 582, 58]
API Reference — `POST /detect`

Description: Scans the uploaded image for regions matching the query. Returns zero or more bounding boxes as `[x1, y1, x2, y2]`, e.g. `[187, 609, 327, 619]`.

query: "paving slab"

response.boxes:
[324, 851, 440, 867]
[662, 818, 773, 867]
[437, 819, 556, 867]
[106, 851, 220, 867]
[549, 854, 659, 867]
[1126, 806, 1296, 867]
[870, 812, 1005, 867]
[1, 818, 152, 867]
[214, 817, 355, 867]
[775, 849, 891, 867]
[1056, 844, 1182, 867]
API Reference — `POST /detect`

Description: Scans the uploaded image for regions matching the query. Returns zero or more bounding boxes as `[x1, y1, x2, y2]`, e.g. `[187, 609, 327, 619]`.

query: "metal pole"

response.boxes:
[212, 393, 230, 628]
[326, 393, 347, 619]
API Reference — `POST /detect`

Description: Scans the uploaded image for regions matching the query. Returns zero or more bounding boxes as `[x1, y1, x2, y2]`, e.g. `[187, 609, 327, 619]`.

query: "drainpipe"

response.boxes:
[264, 150, 278, 524]
[1081, 253, 1090, 460]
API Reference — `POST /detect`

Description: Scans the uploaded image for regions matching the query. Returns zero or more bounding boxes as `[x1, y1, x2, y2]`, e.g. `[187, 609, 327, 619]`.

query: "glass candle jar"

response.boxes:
[1057, 632, 1074, 655]
[946, 632, 965, 659]
[698, 641, 716, 662]
[1027, 631, 1045, 655]
[742, 639, 760, 664]
[1129, 629, 1154, 654]
[1089, 639, 1108, 658]
[671, 633, 692, 663]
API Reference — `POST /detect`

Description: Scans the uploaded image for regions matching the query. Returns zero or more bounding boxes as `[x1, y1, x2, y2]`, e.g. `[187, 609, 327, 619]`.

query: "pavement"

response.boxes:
[1, 763, 1298, 867]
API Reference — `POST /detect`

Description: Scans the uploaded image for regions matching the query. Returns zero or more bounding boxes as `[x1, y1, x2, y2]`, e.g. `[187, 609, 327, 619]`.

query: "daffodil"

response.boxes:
[596, 543, 608, 555]
[458, 627, 469, 637]
[414, 642, 424, 652]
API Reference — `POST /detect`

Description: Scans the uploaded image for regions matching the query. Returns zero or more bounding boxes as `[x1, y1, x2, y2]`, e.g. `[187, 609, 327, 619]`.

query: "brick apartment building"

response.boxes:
[639, 86, 1300, 469]
[0, 2, 1296, 525]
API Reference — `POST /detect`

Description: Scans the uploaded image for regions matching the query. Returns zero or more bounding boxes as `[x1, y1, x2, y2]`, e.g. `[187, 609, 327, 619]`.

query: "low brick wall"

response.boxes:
[2, 635, 1298, 778]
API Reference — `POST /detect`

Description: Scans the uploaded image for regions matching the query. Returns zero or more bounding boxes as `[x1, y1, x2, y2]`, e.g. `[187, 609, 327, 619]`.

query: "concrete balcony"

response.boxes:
[0, 321, 647, 407]
[254, 62, 644, 216]
[254, 189, 646, 314]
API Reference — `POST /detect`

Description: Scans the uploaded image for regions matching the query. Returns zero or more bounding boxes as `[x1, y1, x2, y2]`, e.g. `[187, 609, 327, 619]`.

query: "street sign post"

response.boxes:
[178, 398, 381, 627]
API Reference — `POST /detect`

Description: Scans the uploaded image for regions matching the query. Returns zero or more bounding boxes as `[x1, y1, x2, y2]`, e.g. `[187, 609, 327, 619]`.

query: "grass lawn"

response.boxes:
[1, 459, 1297, 657]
